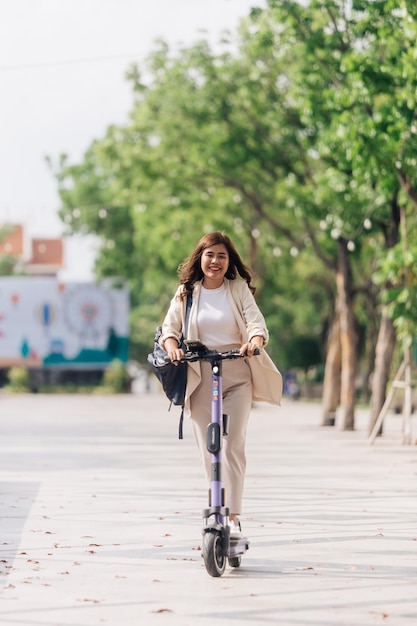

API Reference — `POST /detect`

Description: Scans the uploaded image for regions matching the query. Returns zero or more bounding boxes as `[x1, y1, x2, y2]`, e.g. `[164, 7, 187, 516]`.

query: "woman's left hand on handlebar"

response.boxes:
[240, 338, 263, 358]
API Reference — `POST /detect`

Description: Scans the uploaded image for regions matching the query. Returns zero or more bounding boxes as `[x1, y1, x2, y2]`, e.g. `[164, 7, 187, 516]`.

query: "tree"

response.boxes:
[253, 0, 417, 429]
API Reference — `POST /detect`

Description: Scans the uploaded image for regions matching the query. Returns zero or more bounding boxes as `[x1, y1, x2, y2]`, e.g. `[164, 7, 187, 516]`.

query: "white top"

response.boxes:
[197, 283, 240, 348]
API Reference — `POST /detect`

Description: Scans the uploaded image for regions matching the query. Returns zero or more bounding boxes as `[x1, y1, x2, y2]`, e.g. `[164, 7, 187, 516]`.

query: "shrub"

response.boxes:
[102, 359, 130, 393]
[7, 367, 31, 392]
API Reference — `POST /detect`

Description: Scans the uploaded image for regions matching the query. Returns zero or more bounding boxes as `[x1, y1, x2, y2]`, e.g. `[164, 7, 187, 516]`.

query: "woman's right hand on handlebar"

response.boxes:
[170, 348, 185, 364]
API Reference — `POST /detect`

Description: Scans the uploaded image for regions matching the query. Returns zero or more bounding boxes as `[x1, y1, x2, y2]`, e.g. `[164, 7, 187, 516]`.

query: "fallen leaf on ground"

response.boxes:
[78, 598, 101, 603]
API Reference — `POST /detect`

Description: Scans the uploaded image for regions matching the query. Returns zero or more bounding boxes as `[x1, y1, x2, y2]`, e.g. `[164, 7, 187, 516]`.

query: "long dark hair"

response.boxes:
[178, 231, 255, 296]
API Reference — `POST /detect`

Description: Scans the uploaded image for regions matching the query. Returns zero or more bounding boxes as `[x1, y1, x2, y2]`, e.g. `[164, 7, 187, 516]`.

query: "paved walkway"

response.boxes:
[0, 392, 416, 626]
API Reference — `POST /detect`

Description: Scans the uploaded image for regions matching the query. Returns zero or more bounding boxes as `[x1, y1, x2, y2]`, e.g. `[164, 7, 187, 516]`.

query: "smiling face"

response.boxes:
[200, 243, 229, 289]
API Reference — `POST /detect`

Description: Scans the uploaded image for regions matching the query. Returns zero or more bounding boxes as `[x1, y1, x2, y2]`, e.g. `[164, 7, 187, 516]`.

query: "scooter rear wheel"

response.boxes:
[228, 556, 241, 568]
[203, 531, 226, 577]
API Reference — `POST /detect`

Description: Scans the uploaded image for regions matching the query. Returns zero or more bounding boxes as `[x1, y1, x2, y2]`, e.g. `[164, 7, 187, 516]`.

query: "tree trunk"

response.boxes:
[336, 238, 357, 431]
[368, 312, 396, 436]
[368, 191, 400, 435]
[321, 314, 341, 426]
[361, 316, 377, 404]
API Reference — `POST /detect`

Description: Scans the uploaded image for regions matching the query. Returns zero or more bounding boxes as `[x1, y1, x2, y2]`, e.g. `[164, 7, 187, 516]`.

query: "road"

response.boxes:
[0, 392, 416, 625]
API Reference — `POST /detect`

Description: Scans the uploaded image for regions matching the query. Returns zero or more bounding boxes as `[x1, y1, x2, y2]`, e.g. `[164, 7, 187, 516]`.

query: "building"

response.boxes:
[0, 223, 63, 276]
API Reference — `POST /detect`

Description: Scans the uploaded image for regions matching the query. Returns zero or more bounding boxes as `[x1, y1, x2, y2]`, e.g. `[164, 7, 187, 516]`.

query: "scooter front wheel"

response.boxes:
[203, 531, 226, 577]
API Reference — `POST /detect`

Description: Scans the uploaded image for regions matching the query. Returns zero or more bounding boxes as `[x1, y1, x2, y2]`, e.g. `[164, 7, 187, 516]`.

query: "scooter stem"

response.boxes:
[210, 359, 223, 510]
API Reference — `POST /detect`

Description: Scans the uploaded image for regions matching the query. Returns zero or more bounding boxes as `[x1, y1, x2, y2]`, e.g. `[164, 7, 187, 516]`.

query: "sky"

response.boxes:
[0, 0, 266, 278]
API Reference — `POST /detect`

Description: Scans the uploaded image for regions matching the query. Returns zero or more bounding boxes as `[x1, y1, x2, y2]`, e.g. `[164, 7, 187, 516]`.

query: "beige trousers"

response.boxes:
[189, 349, 252, 515]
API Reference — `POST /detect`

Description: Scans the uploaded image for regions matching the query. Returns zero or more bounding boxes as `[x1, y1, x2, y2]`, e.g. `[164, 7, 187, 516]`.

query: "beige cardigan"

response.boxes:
[160, 278, 282, 416]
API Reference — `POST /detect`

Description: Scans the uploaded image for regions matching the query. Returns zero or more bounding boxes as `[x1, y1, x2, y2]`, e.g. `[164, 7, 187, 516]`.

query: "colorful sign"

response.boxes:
[0, 277, 129, 368]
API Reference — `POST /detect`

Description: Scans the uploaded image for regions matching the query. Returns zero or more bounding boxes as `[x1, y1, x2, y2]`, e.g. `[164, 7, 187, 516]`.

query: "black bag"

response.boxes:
[148, 326, 188, 406]
[147, 292, 192, 438]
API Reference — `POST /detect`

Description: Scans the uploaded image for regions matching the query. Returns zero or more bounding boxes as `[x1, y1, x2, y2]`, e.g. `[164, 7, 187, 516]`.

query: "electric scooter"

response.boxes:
[183, 340, 258, 577]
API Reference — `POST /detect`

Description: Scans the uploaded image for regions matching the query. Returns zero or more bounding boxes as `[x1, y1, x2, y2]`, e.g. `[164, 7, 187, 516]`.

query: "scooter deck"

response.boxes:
[228, 534, 250, 557]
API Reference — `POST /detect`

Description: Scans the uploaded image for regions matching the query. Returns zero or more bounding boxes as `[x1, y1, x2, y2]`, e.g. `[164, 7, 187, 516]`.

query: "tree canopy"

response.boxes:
[51, 0, 417, 422]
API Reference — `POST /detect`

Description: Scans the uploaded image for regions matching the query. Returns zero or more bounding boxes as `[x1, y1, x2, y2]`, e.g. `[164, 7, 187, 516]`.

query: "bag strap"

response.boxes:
[178, 289, 192, 439]
[184, 289, 192, 339]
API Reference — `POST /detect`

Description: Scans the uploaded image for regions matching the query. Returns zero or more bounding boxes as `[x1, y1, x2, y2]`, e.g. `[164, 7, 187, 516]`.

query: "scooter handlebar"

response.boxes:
[167, 346, 260, 364]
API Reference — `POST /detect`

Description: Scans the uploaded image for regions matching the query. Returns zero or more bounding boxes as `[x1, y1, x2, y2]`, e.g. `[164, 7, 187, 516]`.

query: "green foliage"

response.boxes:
[0, 254, 16, 276]
[0, 225, 18, 276]
[285, 335, 323, 372]
[6, 367, 30, 392]
[102, 359, 130, 393]
[373, 214, 417, 346]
